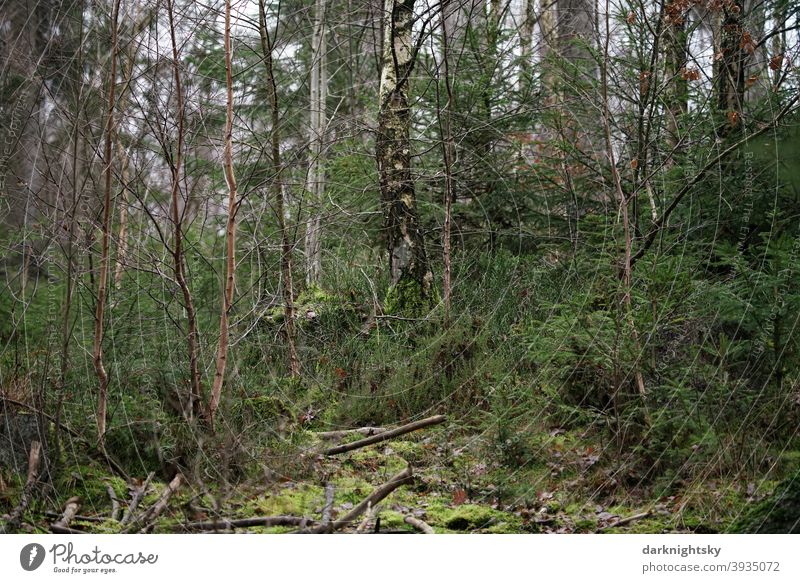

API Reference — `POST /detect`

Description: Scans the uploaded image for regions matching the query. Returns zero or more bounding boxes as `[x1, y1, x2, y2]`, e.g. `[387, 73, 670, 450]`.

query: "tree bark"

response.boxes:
[377, 0, 432, 313]
[438, 0, 456, 323]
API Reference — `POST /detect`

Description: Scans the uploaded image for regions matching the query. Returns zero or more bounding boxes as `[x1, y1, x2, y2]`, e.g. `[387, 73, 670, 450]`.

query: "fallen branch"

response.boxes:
[107, 484, 121, 521]
[50, 525, 85, 534]
[120, 472, 155, 526]
[127, 473, 183, 533]
[45, 511, 105, 523]
[320, 483, 334, 528]
[0, 440, 42, 534]
[177, 515, 317, 532]
[312, 466, 414, 533]
[404, 515, 434, 534]
[315, 427, 387, 441]
[324, 415, 445, 456]
[51, 496, 81, 532]
[598, 511, 652, 532]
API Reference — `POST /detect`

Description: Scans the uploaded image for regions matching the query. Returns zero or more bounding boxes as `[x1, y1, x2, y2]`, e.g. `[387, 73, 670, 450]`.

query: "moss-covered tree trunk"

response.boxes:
[377, 0, 432, 313]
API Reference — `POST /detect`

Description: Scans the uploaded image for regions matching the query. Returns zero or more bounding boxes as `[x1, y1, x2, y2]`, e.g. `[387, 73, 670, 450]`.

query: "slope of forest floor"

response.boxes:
[2, 421, 789, 534]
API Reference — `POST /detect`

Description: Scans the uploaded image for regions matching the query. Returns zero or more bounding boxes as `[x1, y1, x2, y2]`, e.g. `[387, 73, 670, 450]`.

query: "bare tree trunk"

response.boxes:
[664, 4, 688, 152]
[113, 137, 129, 289]
[167, 0, 203, 419]
[538, 0, 557, 95]
[94, 0, 121, 442]
[209, 0, 240, 422]
[259, 0, 300, 377]
[438, 0, 456, 323]
[304, 0, 327, 288]
[518, 0, 535, 93]
[715, 1, 746, 130]
[377, 0, 432, 313]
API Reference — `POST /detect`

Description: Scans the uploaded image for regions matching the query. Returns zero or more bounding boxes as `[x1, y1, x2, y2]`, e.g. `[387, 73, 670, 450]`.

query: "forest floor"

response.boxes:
[6, 421, 781, 534]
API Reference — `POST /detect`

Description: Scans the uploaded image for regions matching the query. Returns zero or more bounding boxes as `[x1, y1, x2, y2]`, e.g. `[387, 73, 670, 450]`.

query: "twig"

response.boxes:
[324, 415, 445, 456]
[404, 515, 435, 534]
[177, 515, 317, 532]
[355, 502, 378, 533]
[312, 466, 414, 533]
[120, 472, 155, 526]
[598, 511, 652, 532]
[52, 496, 81, 531]
[0, 440, 42, 533]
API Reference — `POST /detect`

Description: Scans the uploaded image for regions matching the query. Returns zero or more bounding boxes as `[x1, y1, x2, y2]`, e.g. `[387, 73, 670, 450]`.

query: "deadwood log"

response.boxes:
[315, 427, 387, 441]
[311, 466, 414, 533]
[0, 440, 42, 533]
[120, 472, 154, 526]
[177, 515, 317, 532]
[404, 515, 434, 534]
[324, 415, 445, 456]
[321, 483, 335, 528]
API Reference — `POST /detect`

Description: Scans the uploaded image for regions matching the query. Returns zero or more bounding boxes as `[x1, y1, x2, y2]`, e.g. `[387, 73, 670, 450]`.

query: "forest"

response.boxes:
[1, 0, 799, 535]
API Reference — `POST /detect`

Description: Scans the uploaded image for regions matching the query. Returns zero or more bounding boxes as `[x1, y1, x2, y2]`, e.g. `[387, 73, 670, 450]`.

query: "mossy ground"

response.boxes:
[4, 425, 795, 534]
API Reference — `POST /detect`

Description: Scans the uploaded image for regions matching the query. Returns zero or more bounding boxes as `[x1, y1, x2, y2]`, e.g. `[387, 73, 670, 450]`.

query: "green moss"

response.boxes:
[384, 277, 434, 317]
[436, 504, 521, 532]
[385, 440, 426, 463]
[232, 395, 288, 421]
[379, 510, 414, 531]
[57, 464, 121, 510]
[296, 286, 333, 306]
[238, 483, 325, 517]
[732, 469, 800, 533]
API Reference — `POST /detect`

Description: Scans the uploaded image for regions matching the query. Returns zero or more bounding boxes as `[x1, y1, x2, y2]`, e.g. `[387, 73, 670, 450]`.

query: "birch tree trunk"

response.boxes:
[209, 0, 239, 422]
[377, 0, 432, 313]
[304, 0, 327, 288]
[438, 0, 456, 323]
[93, 0, 121, 441]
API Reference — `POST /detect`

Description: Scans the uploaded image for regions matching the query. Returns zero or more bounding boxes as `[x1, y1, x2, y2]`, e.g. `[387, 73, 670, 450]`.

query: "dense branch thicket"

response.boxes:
[1, 0, 800, 534]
